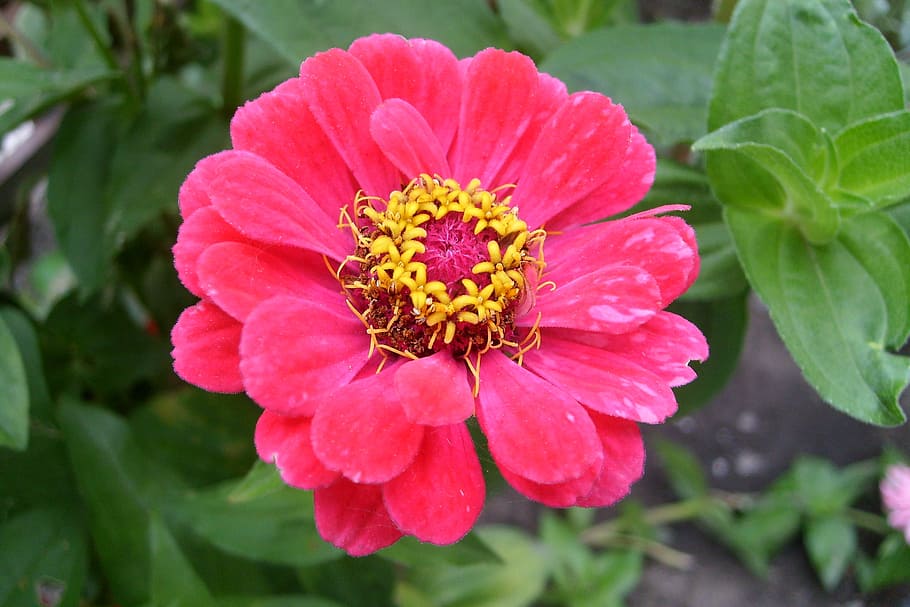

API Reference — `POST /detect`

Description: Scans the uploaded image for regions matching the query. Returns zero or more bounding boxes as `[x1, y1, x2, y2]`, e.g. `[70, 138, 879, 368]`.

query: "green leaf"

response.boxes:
[725, 208, 909, 425]
[149, 514, 216, 607]
[0, 58, 114, 135]
[857, 533, 910, 592]
[169, 463, 341, 568]
[403, 526, 548, 607]
[709, 0, 903, 132]
[804, 515, 856, 590]
[216, 597, 344, 607]
[541, 22, 725, 145]
[130, 389, 259, 486]
[670, 295, 748, 414]
[0, 307, 51, 421]
[210, 0, 508, 64]
[791, 457, 877, 516]
[104, 77, 228, 250]
[58, 399, 180, 605]
[498, 0, 562, 58]
[834, 110, 910, 208]
[0, 313, 28, 451]
[695, 109, 839, 243]
[654, 440, 707, 499]
[46, 100, 119, 292]
[380, 533, 501, 568]
[0, 508, 87, 607]
[299, 556, 395, 607]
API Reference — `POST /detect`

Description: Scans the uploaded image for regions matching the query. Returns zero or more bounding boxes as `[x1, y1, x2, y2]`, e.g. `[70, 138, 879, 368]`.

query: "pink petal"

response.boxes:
[545, 216, 697, 308]
[179, 152, 233, 218]
[498, 449, 602, 508]
[524, 337, 677, 424]
[315, 478, 403, 556]
[349, 35, 461, 152]
[207, 151, 347, 260]
[383, 424, 484, 545]
[196, 242, 331, 322]
[450, 49, 540, 185]
[255, 410, 339, 489]
[576, 411, 644, 507]
[230, 78, 357, 220]
[299, 49, 400, 197]
[173, 206, 247, 298]
[370, 99, 450, 177]
[407, 38, 462, 152]
[552, 311, 709, 387]
[171, 300, 243, 393]
[240, 295, 368, 416]
[492, 72, 568, 187]
[476, 351, 601, 484]
[550, 125, 656, 230]
[514, 92, 633, 230]
[522, 264, 661, 334]
[394, 351, 475, 425]
[311, 372, 425, 484]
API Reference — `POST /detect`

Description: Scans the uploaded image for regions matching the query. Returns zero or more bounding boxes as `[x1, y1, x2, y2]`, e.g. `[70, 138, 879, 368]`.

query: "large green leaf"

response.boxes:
[168, 462, 341, 568]
[58, 400, 181, 605]
[0, 508, 87, 607]
[725, 208, 910, 425]
[695, 109, 839, 243]
[705, 0, 904, 241]
[0, 312, 28, 451]
[834, 110, 910, 208]
[210, 0, 508, 63]
[541, 22, 725, 145]
[709, 0, 903, 132]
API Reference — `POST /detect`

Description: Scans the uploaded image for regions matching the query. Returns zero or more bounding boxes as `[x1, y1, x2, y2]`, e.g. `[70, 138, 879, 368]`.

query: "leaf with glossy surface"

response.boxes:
[804, 515, 856, 590]
[210, 0, 508, 63]
[541, 22, 724, 145]
[0, 307, 51, 421]
[0, 313, 28, 451]
[709, 0, 903, 132]
[0, 508, 87, 607]
[834, 110, 910, 208]
[169, 463, 341, 568]
[695, 109, 839, 243]
[726, 208, 909, 425]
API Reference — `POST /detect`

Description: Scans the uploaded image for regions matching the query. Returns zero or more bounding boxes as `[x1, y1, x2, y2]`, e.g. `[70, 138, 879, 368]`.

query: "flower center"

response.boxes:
[337, 174, 545, 362]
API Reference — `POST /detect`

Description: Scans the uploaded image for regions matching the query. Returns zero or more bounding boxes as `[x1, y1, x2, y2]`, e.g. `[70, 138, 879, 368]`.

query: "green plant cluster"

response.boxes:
[1, 0, 909, 606]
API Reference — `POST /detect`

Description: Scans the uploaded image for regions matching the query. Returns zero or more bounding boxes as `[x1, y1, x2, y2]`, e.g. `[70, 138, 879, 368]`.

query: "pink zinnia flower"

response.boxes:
[171, 34, 707, 556]
[882, 464, 910, 543]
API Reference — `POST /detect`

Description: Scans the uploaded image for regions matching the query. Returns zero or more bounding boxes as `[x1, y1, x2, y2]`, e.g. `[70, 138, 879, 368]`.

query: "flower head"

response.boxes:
[882, 464, 910, 543]
[171, 34, 707, 556]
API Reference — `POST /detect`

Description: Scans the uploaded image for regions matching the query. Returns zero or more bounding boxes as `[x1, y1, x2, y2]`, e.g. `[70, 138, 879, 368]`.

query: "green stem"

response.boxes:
[221, 15, 246, 119]
[607, 534, 694, 571]
[0, 13, 52, 68]
[581, 496, 711, 545]
[846, 508, 892, 535]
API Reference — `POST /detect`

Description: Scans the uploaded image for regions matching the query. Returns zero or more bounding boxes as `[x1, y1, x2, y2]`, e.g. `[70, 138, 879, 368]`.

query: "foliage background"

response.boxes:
[1, 0, 909, 605]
